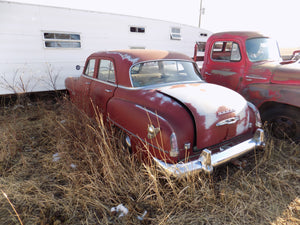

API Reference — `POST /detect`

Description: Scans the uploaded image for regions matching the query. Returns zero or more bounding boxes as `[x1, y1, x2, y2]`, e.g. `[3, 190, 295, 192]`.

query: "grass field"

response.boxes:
[0, 97, 299, 224]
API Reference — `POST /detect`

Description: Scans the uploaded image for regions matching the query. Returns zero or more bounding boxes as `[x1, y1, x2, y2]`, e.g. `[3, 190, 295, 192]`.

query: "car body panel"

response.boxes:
[157, 83, 251, 149]
[66, 49, 265, 175]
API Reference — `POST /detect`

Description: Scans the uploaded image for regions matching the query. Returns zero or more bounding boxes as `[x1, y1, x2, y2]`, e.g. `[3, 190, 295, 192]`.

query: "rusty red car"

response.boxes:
[65, 50, 265, 175]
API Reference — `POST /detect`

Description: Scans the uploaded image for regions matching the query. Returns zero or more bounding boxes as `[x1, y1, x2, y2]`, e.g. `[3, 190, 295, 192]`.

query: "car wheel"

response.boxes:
[261, 105, 300, 142]
[118, 130, 132, 153]
[124, 134, 132, 153]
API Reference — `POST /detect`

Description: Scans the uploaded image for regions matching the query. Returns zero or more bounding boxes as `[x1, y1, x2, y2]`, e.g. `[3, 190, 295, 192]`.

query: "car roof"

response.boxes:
[90, 49, 192, 62]
[87, 50, 193, 87]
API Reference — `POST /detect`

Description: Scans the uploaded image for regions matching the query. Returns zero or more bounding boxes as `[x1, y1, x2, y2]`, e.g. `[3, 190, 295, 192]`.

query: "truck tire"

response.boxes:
[261, 105, 300, 142]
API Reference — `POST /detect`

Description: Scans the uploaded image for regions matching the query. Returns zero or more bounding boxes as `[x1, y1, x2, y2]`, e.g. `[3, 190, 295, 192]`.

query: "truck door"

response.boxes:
[203, 41, 245, 92]
[89, 58, 117, 119]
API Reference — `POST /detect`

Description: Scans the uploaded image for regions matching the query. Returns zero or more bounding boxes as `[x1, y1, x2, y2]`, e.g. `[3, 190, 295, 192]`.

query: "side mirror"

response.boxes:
[291, 50, 300, 61]
[76, 65, 81, 70]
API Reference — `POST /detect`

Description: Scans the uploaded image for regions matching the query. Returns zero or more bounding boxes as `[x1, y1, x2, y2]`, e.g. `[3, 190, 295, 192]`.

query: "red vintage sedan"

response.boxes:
[65, 50, 265, 175]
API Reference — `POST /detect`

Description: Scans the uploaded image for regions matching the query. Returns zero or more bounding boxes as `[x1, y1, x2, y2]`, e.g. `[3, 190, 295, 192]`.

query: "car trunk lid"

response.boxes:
[157, 83, 251, 150]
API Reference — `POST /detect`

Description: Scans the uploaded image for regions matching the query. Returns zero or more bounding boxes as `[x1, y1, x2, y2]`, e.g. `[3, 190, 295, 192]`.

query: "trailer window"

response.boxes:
[211, 41, 241, 61]
[130, 26, 145, 33]
[43, 32, 81, 48]
[170, 27, 181, 40]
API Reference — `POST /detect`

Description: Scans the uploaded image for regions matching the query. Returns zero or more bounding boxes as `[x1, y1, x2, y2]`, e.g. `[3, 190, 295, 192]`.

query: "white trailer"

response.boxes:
[0, 1, 211, 95]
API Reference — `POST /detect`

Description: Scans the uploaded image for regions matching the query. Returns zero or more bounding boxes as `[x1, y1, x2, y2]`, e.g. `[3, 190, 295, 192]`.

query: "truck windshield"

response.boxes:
[130, 60, 202, 87]
[246, 38, 281, 62]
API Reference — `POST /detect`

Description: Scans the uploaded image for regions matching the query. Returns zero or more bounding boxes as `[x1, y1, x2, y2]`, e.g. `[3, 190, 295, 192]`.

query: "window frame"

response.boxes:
[43, 31, 81, 49]
[97, 59, 116, 83]
[210, 41, 241, 62]
[130, 60, 202, 88]
[84, 59, 96, 77]
[170, 27, 182, 40]
[129, 26, 146, 34]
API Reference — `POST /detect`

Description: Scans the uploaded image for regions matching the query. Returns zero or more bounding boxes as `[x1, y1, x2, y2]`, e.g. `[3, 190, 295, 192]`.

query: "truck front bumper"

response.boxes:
[153, 128, 265, 176]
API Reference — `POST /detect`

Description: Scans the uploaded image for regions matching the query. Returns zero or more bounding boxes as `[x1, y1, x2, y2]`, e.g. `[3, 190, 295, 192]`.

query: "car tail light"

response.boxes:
[170, 132, 179, 157]
[247, 102, 262, 127]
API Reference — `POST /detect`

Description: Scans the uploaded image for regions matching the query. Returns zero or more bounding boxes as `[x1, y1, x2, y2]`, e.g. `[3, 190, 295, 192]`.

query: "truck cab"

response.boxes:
[198, 31, 300, 142]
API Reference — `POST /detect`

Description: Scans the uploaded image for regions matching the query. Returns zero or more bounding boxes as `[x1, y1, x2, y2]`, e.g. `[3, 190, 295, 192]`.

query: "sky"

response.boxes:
[6, 0, 300, 48]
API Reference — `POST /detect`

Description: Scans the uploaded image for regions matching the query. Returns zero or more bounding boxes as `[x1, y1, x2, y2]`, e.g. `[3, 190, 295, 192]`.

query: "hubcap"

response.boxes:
[125, 135, 131, 148]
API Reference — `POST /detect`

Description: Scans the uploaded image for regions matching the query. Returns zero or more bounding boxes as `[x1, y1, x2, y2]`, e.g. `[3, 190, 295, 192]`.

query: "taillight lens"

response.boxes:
[170, 132, 179, 157]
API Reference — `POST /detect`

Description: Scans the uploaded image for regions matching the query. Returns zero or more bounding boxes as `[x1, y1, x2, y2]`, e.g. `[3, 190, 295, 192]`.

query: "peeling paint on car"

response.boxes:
[235, 106, 249, 135]
[142, 90, 180, 106]
[158, 83, 247, 130]
[110, 52, 140, 64]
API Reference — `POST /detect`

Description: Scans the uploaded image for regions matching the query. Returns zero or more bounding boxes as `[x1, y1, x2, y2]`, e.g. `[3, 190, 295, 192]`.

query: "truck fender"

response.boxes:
[242, 83, 300, 109]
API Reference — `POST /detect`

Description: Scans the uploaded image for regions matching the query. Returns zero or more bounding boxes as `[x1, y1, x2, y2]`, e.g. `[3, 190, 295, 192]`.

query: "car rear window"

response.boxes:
[130, 60, 202, 87]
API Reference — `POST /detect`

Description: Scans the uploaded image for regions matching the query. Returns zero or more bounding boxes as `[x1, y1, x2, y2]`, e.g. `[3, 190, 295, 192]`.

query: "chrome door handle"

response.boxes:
[105, 89, 112, 93]
[85, 82, 90, 85]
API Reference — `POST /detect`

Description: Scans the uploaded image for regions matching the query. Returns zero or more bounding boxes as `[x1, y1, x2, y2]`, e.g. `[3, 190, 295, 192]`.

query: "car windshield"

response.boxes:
[246, 38, 281, 62]
[130, 60, 202, 87]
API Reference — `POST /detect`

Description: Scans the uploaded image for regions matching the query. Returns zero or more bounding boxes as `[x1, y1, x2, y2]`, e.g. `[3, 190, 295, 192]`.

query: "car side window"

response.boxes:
[84, 59, 96, 77]
[98, 59, 115, 83]
[211, 41, 241, 62]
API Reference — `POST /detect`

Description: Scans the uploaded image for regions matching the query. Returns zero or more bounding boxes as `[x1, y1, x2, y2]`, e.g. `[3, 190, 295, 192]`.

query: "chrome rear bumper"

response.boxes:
[153, 128, 265, 176]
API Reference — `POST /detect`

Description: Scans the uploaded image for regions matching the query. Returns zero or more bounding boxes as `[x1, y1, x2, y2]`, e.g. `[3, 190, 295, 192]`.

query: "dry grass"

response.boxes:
[0, 97, 299, 224]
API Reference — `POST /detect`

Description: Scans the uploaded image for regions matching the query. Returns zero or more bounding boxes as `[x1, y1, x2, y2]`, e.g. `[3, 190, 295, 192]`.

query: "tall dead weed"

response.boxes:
[0, 99, 299, 224]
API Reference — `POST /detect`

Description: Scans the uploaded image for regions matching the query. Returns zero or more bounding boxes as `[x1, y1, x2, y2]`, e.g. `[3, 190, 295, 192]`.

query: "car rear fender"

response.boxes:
[107, 98, 179, 163]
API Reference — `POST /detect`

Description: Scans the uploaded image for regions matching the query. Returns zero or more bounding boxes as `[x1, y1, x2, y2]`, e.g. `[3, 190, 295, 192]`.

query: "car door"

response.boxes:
[88, 58, 117, 119]
[203, 40, 245, 92]
[77, 58, 96, 115]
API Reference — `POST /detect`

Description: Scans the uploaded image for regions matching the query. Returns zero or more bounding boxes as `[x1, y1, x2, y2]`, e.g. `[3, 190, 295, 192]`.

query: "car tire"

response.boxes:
[261, 105, 300, 142]
[118, 130, 132, 153]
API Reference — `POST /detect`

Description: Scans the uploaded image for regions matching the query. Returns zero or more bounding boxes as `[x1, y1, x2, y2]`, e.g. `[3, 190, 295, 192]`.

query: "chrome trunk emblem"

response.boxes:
[216, 116, 239, 127]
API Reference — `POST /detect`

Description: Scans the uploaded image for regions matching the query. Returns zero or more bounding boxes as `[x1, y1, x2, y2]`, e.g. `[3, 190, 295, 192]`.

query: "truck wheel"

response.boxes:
[261, 106, 300, 142]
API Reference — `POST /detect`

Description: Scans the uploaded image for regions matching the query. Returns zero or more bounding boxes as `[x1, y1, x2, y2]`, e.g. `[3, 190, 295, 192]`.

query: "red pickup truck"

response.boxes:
[194, 31, 300, 142]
